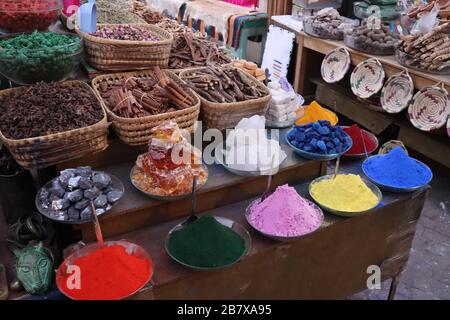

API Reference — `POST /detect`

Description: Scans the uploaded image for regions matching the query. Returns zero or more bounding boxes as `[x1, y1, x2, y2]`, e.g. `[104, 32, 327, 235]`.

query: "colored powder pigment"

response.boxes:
[296, 101, 338, 126]
[57, 244, 151, 300]
[248, 184, 322, 237]
[310, 174, 379, 212]
[167, 215, 246, 268]
[363, 147, 432, 189]
[344, 124, 377, 155]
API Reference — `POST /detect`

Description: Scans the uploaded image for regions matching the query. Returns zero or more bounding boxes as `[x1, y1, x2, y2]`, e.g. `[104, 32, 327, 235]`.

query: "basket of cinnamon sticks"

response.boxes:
[92, 67, 200, 146]
[179, 66, 271, 130]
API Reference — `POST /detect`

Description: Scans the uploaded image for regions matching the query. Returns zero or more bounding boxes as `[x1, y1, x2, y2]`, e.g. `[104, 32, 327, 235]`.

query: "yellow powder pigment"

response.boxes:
[310, 174, 379, 212]
[296, 100, 338, 126]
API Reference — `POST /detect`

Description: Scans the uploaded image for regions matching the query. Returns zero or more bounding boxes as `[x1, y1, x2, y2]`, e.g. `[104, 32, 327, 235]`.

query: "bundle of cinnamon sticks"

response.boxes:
[98, 67, 195, 118]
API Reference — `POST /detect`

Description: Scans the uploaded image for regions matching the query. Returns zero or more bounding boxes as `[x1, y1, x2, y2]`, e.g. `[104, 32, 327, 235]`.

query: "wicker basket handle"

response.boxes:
[432, 82, 445, 91]
[366, 57, 382, 68]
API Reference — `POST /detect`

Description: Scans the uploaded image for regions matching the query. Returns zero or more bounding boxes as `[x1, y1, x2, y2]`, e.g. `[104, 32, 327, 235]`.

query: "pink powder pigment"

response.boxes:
[248, 184, 323, 237]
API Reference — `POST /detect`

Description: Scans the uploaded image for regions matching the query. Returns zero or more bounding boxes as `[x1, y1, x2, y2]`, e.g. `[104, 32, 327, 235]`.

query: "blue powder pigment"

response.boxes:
[363, 147, 432, 188]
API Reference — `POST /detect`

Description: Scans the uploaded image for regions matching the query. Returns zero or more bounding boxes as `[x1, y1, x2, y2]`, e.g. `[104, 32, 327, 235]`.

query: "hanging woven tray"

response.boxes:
[76, 23, 173, 71]
[447, 115, 450, 138]
[381, 70, 414, 114]
[321, 47, 351, 83]
[179, 67, 271, 130]
[408, 82, 450, 132]
[350, 58, 385, 99]
[0, 81, 109, 170]
[91, 69, 200, 146]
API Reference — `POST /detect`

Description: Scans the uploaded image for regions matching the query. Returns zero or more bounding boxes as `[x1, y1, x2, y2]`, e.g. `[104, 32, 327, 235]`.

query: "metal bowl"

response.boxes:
[245, 198, 324, 241]
[362, 156, 433, 193]
[308, 174, 383, 217]
[35, 172, 124, 225]
[341, 126, 379, 159]
[56, 240, 153, 300]
[285, 128, 353, 161]
[130, 165, 209, 201]
[215, 146, 282, 177]
[165, 216, 251, 271]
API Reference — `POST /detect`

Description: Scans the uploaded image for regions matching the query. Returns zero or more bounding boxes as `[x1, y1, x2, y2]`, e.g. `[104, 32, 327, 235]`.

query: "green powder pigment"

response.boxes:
[0, 31, 82, 84]
[167, 215, 246, 268]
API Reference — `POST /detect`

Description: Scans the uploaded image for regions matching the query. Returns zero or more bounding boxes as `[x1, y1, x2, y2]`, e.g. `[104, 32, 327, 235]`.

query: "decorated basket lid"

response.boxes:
[381, 70, 414, 114]
[408, 82, 450, 132]
[447, 115, 450, 138]
[350, 58, 385, 99]
[378, 140, 408, 155]
[321, 47, 351, 83]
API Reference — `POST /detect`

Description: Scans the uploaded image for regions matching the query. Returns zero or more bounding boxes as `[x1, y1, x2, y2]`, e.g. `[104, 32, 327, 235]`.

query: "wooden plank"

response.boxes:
[312, 77, 398, 134]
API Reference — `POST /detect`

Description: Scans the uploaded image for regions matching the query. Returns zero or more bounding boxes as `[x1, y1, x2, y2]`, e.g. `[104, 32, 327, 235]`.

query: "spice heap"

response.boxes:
[81, 0, 144, 24]
[0, 0, 61, 33]
[57, 244, 151, 300]
[169, 31, 231, 69]
[224, 115, 287, 172]
[266, 80, 299, 128]
[0, 145, 20, 176]
[231, 60, 266, 82]
[98, 68, 195, 118]
[397, 23, 450, 72]
[0, 32, 82, 84]
[132, 121, 208, 196]
[363, 147, 432, 189]
[167, 215, 246, 268]
[345, 21, 396, 55]
[132, 0, 165, 24]
[38, 166, 123, 221]
[0, 82, 103, 140]
[248, 185, 322, 237]
[343, 124, 378, 155]
[182, 66, 268, 103]
[287, 121, 352, 155]
[304, 8, 354, 40]
[296, 101, 338, 126]
[310, 174, 379, 212]
[90, 25, 161, 41]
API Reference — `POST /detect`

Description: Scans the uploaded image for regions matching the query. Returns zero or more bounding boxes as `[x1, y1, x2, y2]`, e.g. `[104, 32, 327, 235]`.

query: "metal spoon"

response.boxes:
[334, 144, 342, 179]
[183, 177, 198, 226]
[90, 201, 104, 247]
[260, 155, 276, 202]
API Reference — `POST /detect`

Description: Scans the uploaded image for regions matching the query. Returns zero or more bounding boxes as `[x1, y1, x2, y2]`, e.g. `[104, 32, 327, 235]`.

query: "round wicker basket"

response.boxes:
[350, 58, 385, 99]
[408, 82, 449, 131]
[381, 70, 414, 114]
[321, 47, 351, 83]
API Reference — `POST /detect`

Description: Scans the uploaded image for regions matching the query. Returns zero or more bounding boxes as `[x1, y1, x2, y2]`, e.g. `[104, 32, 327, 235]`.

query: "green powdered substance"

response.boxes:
[0, 31, 82, 84]
[168, 215, 246, 268]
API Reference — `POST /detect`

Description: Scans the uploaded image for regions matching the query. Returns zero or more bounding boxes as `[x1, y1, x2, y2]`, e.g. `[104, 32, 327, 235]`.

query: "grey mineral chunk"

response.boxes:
[75, 166, 93, 178]
[80, 206, 93, 220]
[51, 211, 67, 221]
[50, 180, 65, 198]
[67, 206, 80, 220]
[68, 176, 82, 190]
[78, 176, 93, 190]
[39, 189, 50, 203]
[58, 169, 75, 189]
[95, 208, 106, 215]
[94, 194, 108, 208]
[66, 189, 83, 202]
[84, 187, 100, 200]
[92, 172, 112, 189]
[74, 199, 90, 210]
[52, 199, 70, 211]
[107, 190, 122, 204]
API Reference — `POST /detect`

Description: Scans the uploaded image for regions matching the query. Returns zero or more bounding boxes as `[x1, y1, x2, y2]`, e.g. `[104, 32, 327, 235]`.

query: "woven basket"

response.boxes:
[408, 82, 450, 132]
[0, 81, 109, 170]
[447, 115, 450, 138]
[76, 24, 173, 71]
[91, 70, 200, 146]
[179, 67, 271, 130]
[350, 58, 385, 99]
[379, 140, 408, 155]
[381, 70, 414, 114]
[321, 47, 351, 83]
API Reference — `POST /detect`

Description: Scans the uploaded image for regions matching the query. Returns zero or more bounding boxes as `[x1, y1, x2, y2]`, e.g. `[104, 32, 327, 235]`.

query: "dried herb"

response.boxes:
[90, 25, 161, 41]
[0, 82, 103, 140]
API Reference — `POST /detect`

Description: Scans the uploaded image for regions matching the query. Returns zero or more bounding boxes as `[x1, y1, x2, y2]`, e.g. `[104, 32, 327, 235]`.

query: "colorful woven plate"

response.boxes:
[408, 82, 450, 132]
[350, 58, 385, 99]
[381, 70, 414, 114]
[447, 115, 450, 138]
[321, 47, 351, 83]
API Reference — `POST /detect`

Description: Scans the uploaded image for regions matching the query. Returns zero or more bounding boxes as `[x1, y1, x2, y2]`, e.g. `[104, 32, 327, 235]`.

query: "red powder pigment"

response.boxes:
[344, 124, 377, 155]
[57, 244, 152, 300]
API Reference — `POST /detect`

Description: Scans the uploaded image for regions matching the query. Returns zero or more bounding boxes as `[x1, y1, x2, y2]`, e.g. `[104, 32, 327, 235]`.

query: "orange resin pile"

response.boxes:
[133, 121, 207, 196]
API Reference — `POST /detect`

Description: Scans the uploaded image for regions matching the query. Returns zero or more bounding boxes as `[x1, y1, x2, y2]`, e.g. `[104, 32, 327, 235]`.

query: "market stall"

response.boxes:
[0, 0, 440, 301]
